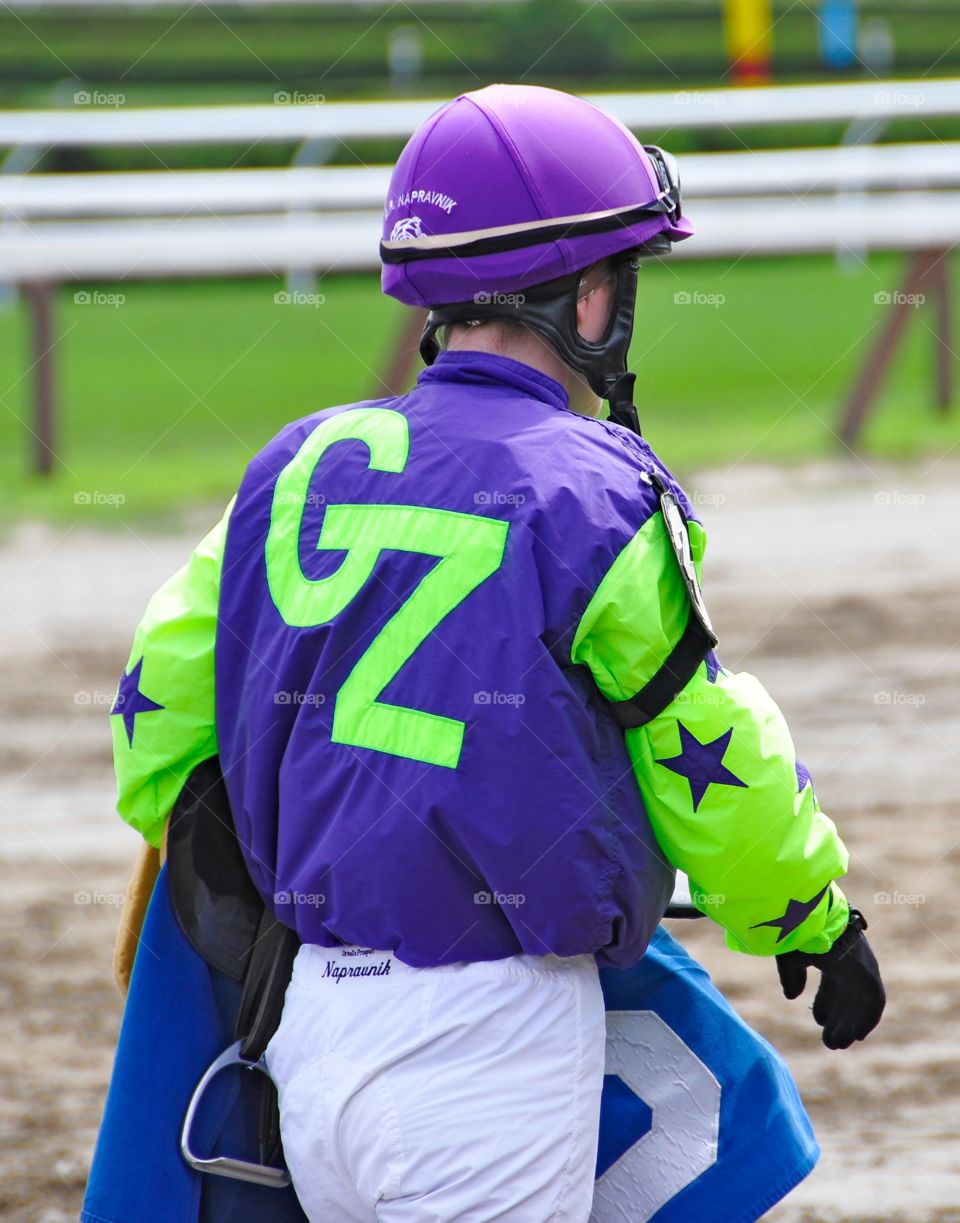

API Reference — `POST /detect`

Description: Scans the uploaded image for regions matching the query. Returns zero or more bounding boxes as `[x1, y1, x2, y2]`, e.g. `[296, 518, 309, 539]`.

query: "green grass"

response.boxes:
[1, 0, 959, 109]
[0, 276, 402, 526]
[1, 252, 957, 526]
[635, 252, 960, 468]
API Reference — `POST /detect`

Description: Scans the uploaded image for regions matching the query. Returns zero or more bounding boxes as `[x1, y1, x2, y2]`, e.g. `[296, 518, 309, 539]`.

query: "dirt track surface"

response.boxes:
[1, 459, 959, 1221]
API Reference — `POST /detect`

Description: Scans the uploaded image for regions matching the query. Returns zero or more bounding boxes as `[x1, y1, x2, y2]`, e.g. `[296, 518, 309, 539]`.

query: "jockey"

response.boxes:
[107, 84, 884, 1221]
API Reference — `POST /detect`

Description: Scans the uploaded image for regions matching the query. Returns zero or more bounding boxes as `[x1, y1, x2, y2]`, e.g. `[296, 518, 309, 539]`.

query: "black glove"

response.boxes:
[776, 908, 885, 1050]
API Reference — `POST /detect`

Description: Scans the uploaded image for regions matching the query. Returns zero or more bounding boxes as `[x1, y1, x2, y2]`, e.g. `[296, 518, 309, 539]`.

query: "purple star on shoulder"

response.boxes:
[795, 757, 812, 793]
[752, 883, 830, 942]
[110, 657, 164, 746]
[656, 722, 748, 812]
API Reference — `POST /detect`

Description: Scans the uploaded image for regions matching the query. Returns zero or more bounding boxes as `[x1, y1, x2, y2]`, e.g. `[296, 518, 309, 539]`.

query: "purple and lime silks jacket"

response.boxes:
[216, 350, 676, 966]
[111, 351, 851, 967]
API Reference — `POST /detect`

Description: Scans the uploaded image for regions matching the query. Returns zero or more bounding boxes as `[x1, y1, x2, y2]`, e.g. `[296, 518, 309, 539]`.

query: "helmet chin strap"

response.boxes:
[604, 373, 642, 436]
[419, 243, 666, 438]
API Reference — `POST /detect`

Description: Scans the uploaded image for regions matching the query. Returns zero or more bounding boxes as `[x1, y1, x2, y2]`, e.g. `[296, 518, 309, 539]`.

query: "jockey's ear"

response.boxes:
[576, 260, 616, 344]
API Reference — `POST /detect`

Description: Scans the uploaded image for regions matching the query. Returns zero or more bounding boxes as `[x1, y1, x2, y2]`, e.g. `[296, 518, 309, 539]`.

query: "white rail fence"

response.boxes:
[1, 77, 957, 469]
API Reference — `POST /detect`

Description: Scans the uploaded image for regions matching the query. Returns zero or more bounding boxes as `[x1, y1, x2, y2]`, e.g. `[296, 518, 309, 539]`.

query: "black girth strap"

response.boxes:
[236, 908, 300, 1166]
[236, 909, 300, 1064]
[167, 755, 301, 1174]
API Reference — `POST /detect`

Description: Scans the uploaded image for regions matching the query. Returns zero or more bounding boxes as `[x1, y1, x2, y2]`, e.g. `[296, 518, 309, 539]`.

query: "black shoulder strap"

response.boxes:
[608, 471, 718, 729]
[610, 612, 716, 730]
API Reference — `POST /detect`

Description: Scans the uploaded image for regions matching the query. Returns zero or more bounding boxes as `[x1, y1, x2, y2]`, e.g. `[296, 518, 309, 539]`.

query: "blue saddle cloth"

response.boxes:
[82, 866, 816, 1223]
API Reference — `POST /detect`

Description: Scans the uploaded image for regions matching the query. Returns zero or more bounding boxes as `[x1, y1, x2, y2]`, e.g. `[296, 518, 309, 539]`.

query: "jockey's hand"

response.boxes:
[776, 909, 885, 1050]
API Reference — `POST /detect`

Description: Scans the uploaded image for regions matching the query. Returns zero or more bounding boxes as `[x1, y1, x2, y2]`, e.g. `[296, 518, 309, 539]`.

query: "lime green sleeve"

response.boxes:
[572, 508, 850, 956]
[110, 501, 233, 847]
[625, 663, 850, 955]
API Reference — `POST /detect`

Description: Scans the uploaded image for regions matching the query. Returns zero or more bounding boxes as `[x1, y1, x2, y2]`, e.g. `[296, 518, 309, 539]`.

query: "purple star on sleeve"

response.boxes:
[752, 884, 830, 942]
[795, 757, 812, 793]
[655, 722, 748, 812]
[110, 657, 164, 746]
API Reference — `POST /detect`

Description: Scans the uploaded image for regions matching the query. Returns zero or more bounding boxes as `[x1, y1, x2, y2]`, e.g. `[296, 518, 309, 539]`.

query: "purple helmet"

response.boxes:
[380, 83, 694, 432]
[380, 83, 693, 309]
